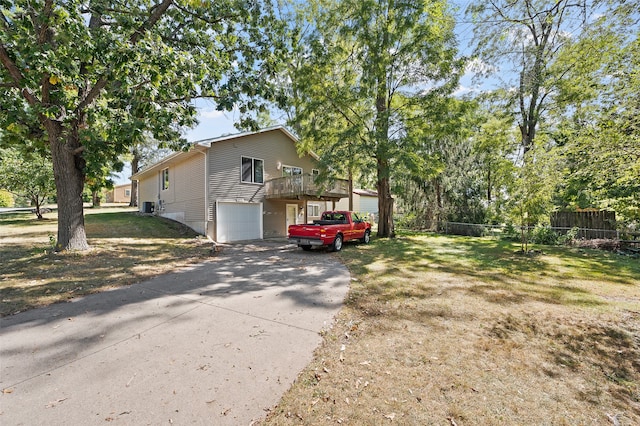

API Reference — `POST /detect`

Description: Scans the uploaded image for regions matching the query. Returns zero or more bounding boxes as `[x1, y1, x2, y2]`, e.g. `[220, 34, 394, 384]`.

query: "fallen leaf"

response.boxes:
[448, 417, 458, 426]
[45, 398, 68, 408]
[606, 413, 620, 426]
[2, 388, 14, 394]
[384, 413, 396, 421]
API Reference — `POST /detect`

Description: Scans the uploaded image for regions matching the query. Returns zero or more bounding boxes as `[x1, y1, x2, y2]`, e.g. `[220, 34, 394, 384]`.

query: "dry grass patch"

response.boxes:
[0, 207, 210, 316]
[261, 233, 640, 425]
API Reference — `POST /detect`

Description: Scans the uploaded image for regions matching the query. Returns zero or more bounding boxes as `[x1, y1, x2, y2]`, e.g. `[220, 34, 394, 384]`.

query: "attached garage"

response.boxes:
[216, 202, 263, 242]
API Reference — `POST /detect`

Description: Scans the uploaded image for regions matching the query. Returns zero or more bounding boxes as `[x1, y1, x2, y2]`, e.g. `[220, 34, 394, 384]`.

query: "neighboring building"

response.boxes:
[131, 126, 349, 242]
[335, 189, 379, 219]
[104, 183, 132, 204]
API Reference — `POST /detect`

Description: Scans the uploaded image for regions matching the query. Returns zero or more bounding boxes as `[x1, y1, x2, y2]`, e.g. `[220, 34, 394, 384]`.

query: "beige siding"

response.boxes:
[137, 152, 206, 234]
[208, 129, 318, 239]
[138, 174, 158, 209]
[113, 184, 131, 203]
[160, 153, 206, 234]
[134, 127, 322, 240]
[335, 194, 358, 212]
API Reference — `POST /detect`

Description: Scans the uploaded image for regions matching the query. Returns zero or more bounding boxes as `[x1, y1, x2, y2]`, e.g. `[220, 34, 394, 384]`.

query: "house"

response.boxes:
[131, 126, 350, 242]
[335, 189, 379, 220]
[104, 183, 132, 204]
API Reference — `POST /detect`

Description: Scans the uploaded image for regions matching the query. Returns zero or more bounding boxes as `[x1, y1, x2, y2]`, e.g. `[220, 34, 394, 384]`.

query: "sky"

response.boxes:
[113, 0, 480, 185]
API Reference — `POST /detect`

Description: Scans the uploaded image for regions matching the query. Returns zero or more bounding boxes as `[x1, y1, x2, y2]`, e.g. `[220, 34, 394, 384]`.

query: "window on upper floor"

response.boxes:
[161, 168, 169, 190]
[282, 165, 302, 176]
[241, 156, 264, 184]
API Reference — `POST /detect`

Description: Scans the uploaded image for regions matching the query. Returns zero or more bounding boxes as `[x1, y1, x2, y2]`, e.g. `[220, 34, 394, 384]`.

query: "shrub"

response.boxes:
[502, 223, 522, 242]
[531, 225, 559, 245]
[0, 190, 14, 207]
[559, 226, 580, 245]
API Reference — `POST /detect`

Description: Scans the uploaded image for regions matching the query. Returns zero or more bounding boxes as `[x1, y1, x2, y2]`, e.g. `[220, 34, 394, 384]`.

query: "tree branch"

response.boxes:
[76, 0, 176, 114]
[130, 0, 175, 44]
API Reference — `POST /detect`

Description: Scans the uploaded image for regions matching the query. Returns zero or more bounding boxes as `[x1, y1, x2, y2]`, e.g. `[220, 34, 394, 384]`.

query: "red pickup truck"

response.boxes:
[288, 211, 372, 251]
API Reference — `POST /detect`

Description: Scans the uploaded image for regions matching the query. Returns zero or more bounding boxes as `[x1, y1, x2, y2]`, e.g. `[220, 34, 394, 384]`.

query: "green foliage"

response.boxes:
[559, 227, 581, 246]
[530, 226, 559, 246]
[554, 25, 640, 222]
[0, 0, 289, 249]
[506, 142, 562, 250]
[0, 190, 14, 207]
[501, 223, 521, 242]
[286, 0, 462, 237]
[0, 146, 55, 217]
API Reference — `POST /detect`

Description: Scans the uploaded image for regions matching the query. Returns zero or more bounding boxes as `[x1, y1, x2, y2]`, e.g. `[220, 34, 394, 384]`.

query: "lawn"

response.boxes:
[261, 233, 640, 425]
[2, 212, 639, 424]
[0, 207, 210, 316]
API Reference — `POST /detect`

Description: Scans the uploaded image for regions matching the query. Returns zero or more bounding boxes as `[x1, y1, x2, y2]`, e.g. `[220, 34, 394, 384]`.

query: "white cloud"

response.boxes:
[466, 57, 497, 75]
[453, 85, 475, 97]
[199, 108, 226, 119]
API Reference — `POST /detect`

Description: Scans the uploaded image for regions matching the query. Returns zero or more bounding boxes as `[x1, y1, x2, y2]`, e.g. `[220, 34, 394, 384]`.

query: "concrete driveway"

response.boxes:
[0, 241, 350, 425]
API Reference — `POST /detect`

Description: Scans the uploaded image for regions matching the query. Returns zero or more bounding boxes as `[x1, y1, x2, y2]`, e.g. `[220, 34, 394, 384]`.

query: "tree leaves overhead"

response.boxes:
[287, 0, 462, 237]
[0, 0, 288, 250]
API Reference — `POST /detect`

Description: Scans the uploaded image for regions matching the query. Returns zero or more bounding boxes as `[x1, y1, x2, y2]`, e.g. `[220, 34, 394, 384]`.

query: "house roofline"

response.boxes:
[131, 126, 319, 181]
[354, 189, 378, 197]
[130, 145, 207, 180]
[195, 125, 319, 160]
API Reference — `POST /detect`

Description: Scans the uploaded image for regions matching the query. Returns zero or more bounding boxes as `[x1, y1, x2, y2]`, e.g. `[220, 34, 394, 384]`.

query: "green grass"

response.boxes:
[262, 231, 640, 425]
[0, 207, 210, 316]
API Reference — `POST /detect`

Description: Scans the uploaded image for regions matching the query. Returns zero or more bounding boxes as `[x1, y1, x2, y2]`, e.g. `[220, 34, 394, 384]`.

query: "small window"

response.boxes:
[124, 189, 131, 197]
[308, 203, 320, 217]
[282, 165, 302, 176]
[312, 169, 319, 175]
[161, 168, 169, 190]
[241, 156, 264, 184]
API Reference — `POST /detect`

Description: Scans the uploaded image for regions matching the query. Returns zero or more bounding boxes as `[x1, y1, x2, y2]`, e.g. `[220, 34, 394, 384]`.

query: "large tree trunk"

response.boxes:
[376, 157, 395, 238]
[48, 123, 89, 251]
[129, 146, 140, 207]
[92, 190, 101, 207]
[348, 168, 353, 211]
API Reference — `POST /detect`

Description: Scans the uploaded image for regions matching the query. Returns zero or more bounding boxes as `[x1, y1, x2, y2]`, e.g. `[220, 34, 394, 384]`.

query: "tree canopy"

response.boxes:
[286, 0, 462, 237]
[0, 145, 56, 219]
[0, 0, 287, 250]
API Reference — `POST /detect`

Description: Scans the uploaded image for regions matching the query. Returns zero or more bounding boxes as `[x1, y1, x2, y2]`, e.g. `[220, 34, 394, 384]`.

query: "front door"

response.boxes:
[286, 204, 298, 232]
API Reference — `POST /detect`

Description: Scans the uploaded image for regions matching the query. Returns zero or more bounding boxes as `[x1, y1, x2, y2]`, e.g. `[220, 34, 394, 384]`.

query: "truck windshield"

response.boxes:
[322, 212, 346, 222]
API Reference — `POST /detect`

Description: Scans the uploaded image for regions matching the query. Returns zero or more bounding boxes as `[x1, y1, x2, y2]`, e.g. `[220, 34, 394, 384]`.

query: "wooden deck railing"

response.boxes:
[264, 174, 349, 200]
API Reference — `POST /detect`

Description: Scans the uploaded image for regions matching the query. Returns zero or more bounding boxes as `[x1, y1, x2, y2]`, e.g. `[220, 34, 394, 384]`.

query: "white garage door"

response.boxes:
[360, 196, 378, 214]
[216, 202, 263, 242]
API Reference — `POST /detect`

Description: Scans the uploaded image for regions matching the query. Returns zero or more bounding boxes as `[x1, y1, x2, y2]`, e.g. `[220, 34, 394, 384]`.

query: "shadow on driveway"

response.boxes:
[0, 241, 350, 425]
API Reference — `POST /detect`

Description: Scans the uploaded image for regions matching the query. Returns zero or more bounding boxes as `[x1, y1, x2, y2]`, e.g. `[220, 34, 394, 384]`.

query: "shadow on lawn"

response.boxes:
[339, 233, 639, 311]
[339, 234, 640, 418]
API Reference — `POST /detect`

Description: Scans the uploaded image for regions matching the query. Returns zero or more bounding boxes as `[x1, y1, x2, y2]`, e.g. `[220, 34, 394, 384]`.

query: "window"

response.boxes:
[161, 168, 169, 190]
[241, 156, 264, 184]
[308, 203, 320, 217]
[124, 189, 131, 197]
[282, 165, 302, 176]
[312, 169, 319, 176]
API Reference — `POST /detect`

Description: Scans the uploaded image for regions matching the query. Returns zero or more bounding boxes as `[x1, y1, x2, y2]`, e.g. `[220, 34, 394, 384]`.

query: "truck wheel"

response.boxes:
[300, 245, 312, 251]
[361, 230, 371, 244]
[331, 234, 343, 252]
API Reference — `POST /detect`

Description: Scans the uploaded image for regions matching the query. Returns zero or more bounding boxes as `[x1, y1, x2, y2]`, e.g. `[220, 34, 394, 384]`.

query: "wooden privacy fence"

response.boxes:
[550, 211, 617, 239]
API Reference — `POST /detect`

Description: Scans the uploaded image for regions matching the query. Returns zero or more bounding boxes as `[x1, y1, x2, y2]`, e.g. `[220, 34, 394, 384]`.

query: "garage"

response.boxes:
[216, 202, 263, 242]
